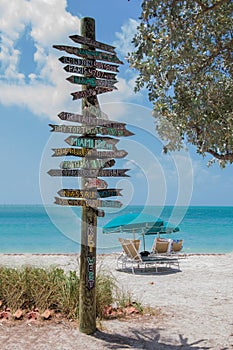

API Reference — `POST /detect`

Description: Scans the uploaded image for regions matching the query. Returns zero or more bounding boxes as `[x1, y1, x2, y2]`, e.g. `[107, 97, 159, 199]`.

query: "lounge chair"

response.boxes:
[151, 237, 171, 254]
[171, 239, 183, 253]
[117, 238, 180, 273]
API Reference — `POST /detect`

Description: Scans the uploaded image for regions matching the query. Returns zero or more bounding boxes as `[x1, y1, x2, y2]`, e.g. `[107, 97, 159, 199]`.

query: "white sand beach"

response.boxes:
[0, 253, 232, 349]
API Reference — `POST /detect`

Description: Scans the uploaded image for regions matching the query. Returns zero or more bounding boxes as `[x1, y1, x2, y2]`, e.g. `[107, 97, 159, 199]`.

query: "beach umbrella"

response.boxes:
[103, 213, 179, 251]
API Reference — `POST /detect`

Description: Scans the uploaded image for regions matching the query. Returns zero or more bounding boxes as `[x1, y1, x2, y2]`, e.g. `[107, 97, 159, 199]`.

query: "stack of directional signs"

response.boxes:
[48, 33, 134, 213]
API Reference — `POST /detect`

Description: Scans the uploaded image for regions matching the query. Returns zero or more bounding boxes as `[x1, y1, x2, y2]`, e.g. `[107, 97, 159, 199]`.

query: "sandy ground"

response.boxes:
[0, 253, 232, 350]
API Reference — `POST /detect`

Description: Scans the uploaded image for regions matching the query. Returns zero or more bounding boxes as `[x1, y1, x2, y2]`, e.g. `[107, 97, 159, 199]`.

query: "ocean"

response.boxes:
[0, 205, 232, 254]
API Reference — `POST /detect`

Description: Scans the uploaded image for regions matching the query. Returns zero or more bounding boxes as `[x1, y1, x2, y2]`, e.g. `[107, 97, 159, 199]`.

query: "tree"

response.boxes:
[128, 0, 233, 167]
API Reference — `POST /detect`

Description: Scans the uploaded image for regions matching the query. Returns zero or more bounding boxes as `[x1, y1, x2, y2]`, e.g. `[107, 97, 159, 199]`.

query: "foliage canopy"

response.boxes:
[128, 0, 233, 166]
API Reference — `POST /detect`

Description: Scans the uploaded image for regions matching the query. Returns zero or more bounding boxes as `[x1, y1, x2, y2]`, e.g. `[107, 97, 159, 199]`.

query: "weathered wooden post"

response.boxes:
[50, 15, 132, 336]
[79, 17, 98, 334]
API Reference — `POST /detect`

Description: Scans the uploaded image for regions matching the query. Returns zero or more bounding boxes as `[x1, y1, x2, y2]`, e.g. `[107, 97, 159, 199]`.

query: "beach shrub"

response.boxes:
[0, 266, 142, 320]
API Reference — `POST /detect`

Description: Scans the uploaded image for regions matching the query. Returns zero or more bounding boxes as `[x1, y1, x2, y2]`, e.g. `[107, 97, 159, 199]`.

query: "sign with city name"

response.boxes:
[54, 197, 122, 208]
[60, 159, 115, 169]
[71, 87, 113, 100]
[57, 188, 122, 199]
[69, 34, 116, 53]
[58, 111, 126, 129]
[64, 65, 116, 80]
[66, 75, 117, 89]
[49, 124, 134, 137]
[52, 148, 89, 157]
[59, 56, 119, 72]
[48, 168, 130, 177]
[51, 148, 128, 158]
[65, 136, 119, 150]
[53, 45, 123, 64]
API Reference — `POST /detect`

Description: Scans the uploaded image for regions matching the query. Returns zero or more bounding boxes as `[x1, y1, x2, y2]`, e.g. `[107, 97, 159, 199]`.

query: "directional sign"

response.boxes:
[85, 149, 128, 159]
[60, 159, 115, 169]
[66, 75, 117, 89]
[84, 178, 108, 189]
[65, 136, 119, 150]
[53, 45, 123, 64]
[54, 197, 122, 208]
[86, 200, 123, 208]
[58, 188, 122, 199]
[71, 87, 113, 100]
[48, 169, 130, 177]
[49, 124, 134, 137]
[59, 56, 119, 72]
[51, 148, 128, 159]
[58, 111, 126, 129]
[64, 65, 117, 80]
[69, 34, 116, 53]
[52, 148, 89, 157]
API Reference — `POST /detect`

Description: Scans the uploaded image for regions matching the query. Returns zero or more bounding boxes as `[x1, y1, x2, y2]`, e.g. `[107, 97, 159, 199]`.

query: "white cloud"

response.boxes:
[113, 18, 138, 57]
[0, 0, 80, 118]
[0, 6, 143, 121]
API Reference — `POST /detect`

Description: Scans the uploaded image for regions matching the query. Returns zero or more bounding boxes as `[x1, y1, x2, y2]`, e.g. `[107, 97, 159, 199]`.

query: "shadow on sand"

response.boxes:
[93, 327, 213, 349]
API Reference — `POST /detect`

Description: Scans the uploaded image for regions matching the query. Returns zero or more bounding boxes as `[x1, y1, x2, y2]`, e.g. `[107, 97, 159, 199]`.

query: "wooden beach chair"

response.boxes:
[151, 238, 170, 254]
[118, 238, 180, 273]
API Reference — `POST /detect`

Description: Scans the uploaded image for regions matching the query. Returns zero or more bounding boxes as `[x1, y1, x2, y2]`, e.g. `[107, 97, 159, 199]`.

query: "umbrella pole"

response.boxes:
[142, 230, 145, 251]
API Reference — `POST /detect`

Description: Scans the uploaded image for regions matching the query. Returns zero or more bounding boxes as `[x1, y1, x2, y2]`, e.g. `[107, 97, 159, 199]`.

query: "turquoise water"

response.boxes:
[0, 205, 232, 254]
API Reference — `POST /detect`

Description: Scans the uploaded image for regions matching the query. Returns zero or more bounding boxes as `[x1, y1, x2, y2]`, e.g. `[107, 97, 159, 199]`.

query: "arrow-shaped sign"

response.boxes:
[54, 197, 122, 208]
[65, 136, 119, 150]
[71, 87, 113, 100]
[49, 124, 134, 137]
[52, 148, 128, 159]
[51, 148, 89, 157]
[66, 75, 117, 89]
[64, 65, 117, 80]
[85, 149, 128, 159]
[58, 188, 122, 199]
[58, 111, 126, 129]
[69, 34, 116, 53]
[48, 169, 130, 178]
[59, 56, 119, 72]
[60, 159, 115, 169]
[53, 45, 123, 64]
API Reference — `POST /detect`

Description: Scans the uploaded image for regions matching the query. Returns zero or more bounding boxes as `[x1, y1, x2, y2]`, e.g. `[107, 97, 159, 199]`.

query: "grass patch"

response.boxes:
[0, 266, 143, 320]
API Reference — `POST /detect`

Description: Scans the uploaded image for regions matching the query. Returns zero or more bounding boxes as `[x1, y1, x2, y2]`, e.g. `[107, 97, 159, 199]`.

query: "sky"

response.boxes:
[0, 0, 233, 208]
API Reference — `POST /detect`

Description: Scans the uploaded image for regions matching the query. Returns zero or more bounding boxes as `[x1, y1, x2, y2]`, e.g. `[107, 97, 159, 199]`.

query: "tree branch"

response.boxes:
[205, 148, 233, 161]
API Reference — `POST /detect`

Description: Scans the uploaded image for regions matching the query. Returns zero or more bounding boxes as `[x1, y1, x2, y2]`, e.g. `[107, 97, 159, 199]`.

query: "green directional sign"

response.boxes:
[53, 45, 123, 64]
[65, 136, 119, 150]
[67, 75, 117, 89]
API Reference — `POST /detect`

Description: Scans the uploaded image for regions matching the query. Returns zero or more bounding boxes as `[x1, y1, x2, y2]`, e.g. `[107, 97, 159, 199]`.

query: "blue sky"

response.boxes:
[0, 0, 232, 207]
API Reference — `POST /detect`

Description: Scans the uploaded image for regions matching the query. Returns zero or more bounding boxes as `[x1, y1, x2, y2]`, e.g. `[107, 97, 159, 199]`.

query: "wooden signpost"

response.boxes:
[64, 65, 117, 80]
[48, 168, 129, 177]
[64, 136, 119, 150]
[66, 75, 118, 89]
[54, 197, 123, 208]
[58, 111, 126, 128]
[53, 44, 123, 64]
[69, 34, 116, 53]
[50, 17, 133, 335]
[71, 87, 113, 100]
[59, 56, 119, 72]
[60, 159, 115, 169]
[49, 124, 134, 137]
[58, 188, 122, 199]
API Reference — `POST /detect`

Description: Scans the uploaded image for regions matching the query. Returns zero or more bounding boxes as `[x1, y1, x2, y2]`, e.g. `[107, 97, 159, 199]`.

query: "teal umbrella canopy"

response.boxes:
[103, 213, 178, 234]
